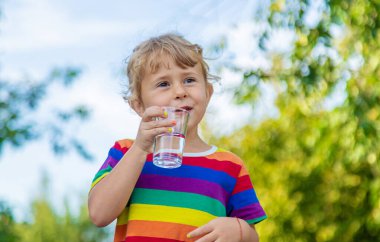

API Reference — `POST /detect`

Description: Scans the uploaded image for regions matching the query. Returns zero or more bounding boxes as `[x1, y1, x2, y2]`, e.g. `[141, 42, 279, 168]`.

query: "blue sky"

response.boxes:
[0, 0, 280, 220]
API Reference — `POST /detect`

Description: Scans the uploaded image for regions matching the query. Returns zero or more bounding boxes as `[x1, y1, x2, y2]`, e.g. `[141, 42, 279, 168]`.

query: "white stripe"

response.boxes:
[184, 145, 217, 157]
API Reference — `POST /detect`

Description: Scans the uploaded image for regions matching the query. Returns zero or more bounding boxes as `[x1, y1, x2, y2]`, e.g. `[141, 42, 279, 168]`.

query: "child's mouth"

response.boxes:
[180, 106, 193, 112]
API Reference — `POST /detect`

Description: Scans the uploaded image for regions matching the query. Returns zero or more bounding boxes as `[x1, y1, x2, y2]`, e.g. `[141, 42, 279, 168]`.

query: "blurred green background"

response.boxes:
[1, 0, 380, 241]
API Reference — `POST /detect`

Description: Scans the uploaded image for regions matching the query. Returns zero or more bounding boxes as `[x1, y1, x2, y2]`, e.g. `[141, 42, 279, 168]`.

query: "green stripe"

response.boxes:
[130, 188, 226, 217]
[92, 165, 112, 182]
[247, 215, 267, 224]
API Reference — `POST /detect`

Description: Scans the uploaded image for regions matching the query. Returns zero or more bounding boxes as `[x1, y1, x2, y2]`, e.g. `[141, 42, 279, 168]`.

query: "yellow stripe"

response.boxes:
[117, 208, 129, 225]
[117, 204, 216, 227]
[90, 172, 109, 189]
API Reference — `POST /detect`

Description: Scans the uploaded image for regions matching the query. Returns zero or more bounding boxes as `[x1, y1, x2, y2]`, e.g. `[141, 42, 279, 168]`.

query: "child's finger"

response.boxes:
[187, 224, 213, 239]
[146, 118, 176, 130]
[148, 126, 174, 137]
[194, 232, 217, 242]
[141, 106, 167, 122]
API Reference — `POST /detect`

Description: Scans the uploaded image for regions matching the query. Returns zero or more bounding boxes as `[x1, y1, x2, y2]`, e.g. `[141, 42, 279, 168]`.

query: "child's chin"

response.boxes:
[186, 121, 194, 131]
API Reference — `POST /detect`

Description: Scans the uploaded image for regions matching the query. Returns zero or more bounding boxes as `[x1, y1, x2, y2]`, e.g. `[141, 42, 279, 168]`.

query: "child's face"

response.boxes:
[134, 55, 213, 132]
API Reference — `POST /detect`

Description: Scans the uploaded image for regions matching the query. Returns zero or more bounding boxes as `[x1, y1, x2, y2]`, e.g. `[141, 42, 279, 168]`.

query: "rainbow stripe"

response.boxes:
[91, 139, 266, 241]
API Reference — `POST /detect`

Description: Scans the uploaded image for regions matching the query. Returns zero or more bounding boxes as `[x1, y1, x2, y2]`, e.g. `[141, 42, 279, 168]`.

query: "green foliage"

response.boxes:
[0, 67, 93, 161]
[14, 197, 109, 242]
[0, 173, 110, 242]
[211, 0, 380, 241]
[0, 201, 19, 242]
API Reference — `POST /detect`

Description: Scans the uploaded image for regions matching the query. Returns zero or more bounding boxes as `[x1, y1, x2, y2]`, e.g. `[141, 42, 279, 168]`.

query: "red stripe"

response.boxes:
[147, 154, 153, 160]
[114, 141, 130, 154]
[114, 140, 154, 161]
[232, 175, 253, 195]
[183, 156, 241, 177]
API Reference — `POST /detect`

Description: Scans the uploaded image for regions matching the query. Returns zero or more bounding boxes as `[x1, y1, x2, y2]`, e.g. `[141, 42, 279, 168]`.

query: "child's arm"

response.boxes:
[88, 106, 175, 227]
[187, 217, 259, 242]
[88, 143, 147, 227]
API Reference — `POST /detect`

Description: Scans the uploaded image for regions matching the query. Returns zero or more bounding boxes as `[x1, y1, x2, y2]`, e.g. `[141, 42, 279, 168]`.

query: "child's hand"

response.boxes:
[187, 217, 242, 242]
[134, 106, 176, 153]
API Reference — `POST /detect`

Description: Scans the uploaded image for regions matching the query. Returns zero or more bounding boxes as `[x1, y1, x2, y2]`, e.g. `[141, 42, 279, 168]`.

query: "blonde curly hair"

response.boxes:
[123, 33, 218, 103]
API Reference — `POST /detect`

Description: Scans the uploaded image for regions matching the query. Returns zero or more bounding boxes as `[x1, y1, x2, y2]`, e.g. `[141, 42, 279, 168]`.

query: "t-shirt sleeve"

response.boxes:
[90, 139, 133, 190]
[227, 163, 267, 224]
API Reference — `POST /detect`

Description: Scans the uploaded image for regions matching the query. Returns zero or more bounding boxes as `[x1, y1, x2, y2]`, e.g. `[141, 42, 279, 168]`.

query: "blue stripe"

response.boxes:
[109, 147, 123, 160]
[142, 162, 236, 193]
[228, 189, 259, 210]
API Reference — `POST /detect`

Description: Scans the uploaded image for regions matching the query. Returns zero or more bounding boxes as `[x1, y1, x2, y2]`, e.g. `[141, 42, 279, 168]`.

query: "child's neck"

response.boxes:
[184, 128, 211, 153]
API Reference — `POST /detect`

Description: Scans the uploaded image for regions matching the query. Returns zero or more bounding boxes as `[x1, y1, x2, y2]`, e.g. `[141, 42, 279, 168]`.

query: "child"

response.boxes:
[88, 33, 267, 242]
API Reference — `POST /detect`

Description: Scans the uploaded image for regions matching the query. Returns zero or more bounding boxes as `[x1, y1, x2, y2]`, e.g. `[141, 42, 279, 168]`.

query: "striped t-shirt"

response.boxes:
[91, 139, 266, 241]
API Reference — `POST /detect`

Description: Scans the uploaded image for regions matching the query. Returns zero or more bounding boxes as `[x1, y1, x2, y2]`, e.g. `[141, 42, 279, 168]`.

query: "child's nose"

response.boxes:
[174, 84, 188, 99]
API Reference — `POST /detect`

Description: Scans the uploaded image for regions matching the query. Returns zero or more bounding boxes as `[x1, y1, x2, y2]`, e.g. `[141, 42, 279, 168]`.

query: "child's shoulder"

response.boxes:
[209, 147, 245, 165]
[113, 138, 134, 149]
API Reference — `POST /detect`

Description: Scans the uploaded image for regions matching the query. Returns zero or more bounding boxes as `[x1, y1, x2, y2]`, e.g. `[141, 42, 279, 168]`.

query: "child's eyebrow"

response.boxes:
[151, 74, 170, 83]
[181, 71, 201, 77]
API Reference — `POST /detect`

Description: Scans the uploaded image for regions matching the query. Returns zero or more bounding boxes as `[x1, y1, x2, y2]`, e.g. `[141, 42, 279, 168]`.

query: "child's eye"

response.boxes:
[157, 81, 169, 87]
[184, 78, 195, 84]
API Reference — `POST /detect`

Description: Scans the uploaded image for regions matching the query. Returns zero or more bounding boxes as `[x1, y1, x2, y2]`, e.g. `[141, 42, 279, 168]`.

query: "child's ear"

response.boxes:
[129, 99, 145, 117]
[206, 83, 214, 102]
